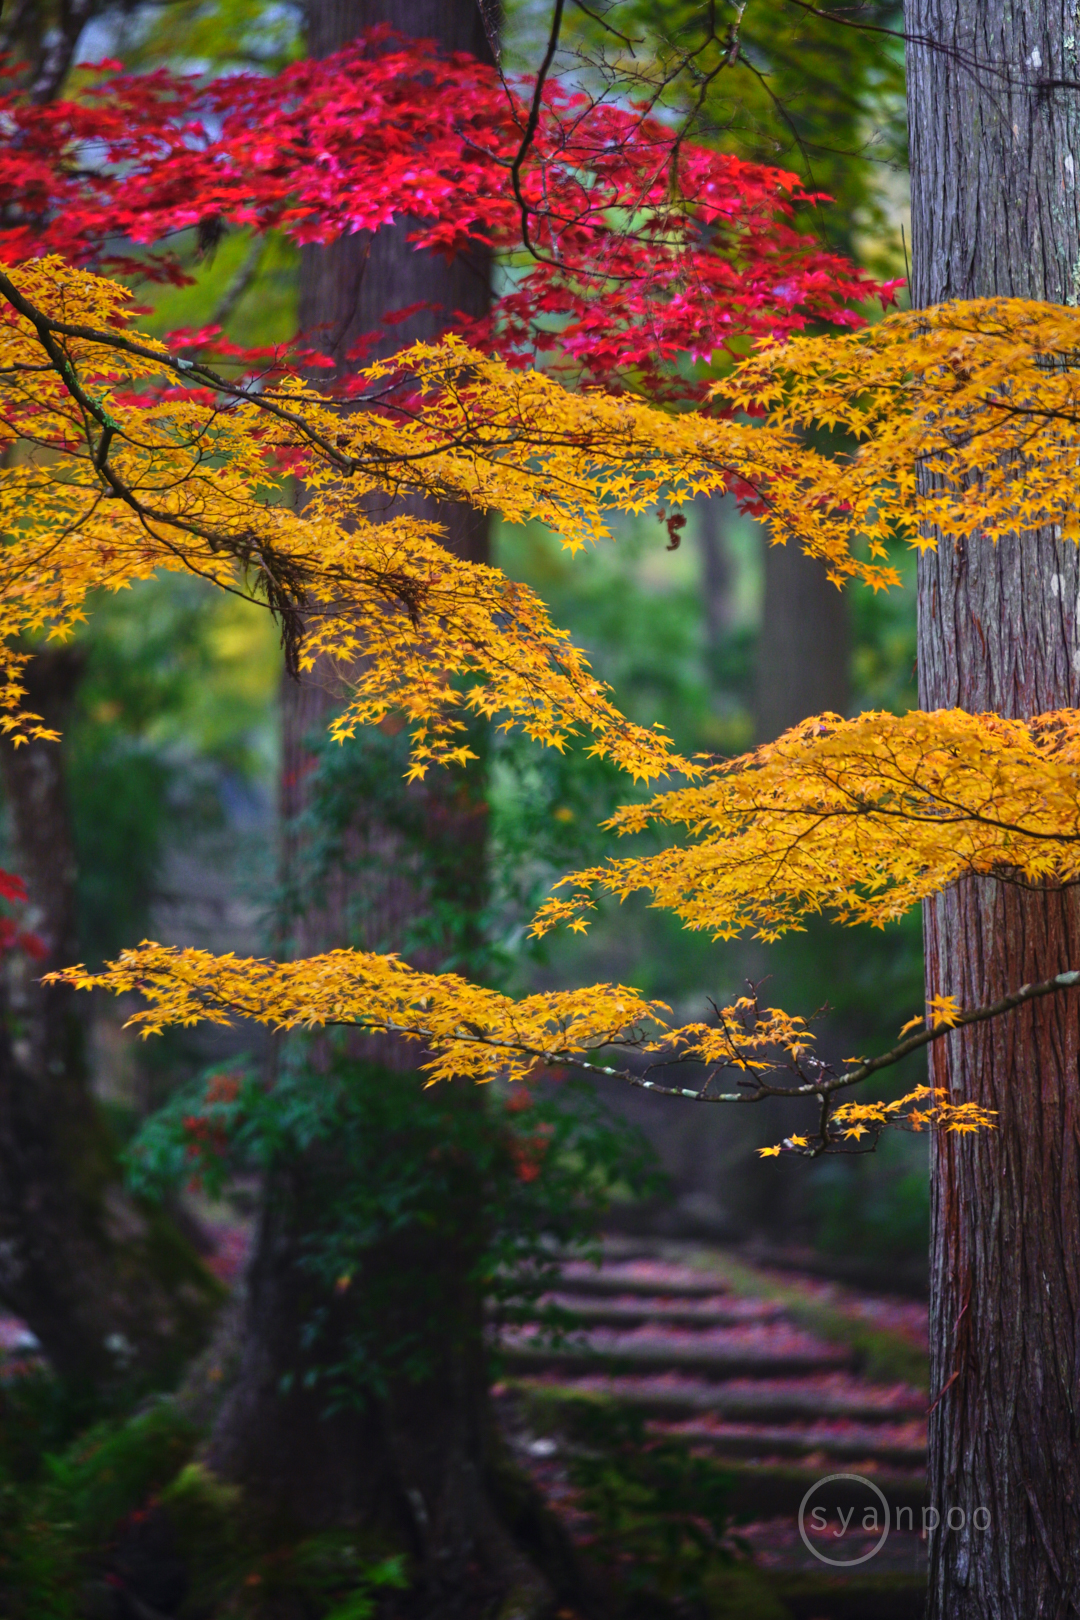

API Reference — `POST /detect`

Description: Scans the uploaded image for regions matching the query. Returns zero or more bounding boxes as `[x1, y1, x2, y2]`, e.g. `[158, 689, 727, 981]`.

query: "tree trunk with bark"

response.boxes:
[754, 540, 849, 741]
[0, 650, 221, 1393]
[908, 0, 1080, 1611]
[207, 6, 556, 1615]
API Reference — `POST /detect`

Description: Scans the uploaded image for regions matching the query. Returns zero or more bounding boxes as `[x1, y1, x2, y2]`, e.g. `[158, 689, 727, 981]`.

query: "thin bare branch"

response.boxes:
[510, 0, 566, 257]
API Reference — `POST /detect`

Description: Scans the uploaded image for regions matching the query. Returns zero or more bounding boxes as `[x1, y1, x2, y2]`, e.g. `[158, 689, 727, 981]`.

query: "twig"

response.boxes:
[510, 0, 566, 257]
[568, 0, 642, 52]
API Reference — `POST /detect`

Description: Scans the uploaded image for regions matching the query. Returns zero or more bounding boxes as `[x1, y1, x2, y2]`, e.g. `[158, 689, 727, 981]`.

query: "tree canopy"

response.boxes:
[4, 28, 1073, 1159]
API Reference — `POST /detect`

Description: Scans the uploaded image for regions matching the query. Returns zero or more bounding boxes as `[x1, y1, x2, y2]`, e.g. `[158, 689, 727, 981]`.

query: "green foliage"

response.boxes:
[811, 1131, 930, 1264]
[157, 1463, 248, 1614]
[768, 909, 925, 1043]
[160, 1463, 407, 1620]
[492, 511, 759, 1002]
[499, 515, 726, 756]
[66, 574, 278, 967]
[39, 1403, 198, 1548]
[549, 0, 907, 268]
[277, 1545, 406, 1620]
[115, 0, 302, 72]
[699, 1564, 793, 1620]
[0, 1367, 101, 1488]
[563, 1400, 739, 1592]
[0, 1400, 200, 1618]
[277, 683, 738, 1004]
[521, 1392, 789, 1618]
[127, 1054, 664, 1399]
[0, 1403, 406, 1620]
[494, 511, 925, 1043]
[276, 717, 491, 976]
[145, 229, 300, 353]
[849, 540, 918, 716]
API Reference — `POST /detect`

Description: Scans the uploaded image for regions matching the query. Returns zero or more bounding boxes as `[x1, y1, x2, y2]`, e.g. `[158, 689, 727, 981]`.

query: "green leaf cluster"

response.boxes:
[126, 1054, 665, 1399]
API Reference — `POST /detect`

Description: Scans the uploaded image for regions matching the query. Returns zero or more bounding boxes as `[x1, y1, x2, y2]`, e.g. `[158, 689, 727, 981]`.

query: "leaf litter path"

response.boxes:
[496, 1238, 930, 1618]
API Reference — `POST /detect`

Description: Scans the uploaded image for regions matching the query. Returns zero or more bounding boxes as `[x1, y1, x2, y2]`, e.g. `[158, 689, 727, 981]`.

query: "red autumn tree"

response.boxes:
[0, 28, 881, 395]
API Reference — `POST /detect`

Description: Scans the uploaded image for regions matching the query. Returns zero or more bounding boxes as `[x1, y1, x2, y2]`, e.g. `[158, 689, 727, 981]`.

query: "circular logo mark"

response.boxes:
[798, 1472, 891, 1567]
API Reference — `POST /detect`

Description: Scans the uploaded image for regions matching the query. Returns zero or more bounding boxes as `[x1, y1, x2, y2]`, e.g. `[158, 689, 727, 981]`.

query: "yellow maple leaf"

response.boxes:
[928, 995, 962, 1029]
[3, 263, 1051, 1165]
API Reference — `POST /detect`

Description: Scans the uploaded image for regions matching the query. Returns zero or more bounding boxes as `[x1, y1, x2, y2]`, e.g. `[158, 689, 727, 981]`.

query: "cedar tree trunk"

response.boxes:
[0, 650, 221, 1392]
[207, 6, 555, 1616]
[908, 0, 1080, 1611]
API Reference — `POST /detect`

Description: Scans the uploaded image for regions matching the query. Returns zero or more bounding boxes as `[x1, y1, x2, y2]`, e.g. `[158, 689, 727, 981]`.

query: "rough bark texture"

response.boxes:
[907, 0, 1080, 1612]
[0, 650, 220, 1391]
[754, 541, 850, 741]
[210, 7, 555, 1616]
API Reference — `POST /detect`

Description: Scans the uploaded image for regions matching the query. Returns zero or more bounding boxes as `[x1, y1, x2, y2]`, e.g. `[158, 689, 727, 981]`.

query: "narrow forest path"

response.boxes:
[497, 1238, 930, 1620]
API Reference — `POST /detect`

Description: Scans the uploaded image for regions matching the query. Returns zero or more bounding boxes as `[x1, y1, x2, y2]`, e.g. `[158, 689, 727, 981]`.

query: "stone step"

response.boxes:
[508, 1372, 926, 1425]
[579, 1238, 661, 1262]
[498, 1325, 852, 1380]
[775, 1574, 926, 1620]
[505, 1245, 929, 1616]
[679, 1459, 927, 1520]
[550, 1260, 731, 1298]
[747, 1519, 927, 1619]
[652, 1415, 926, 1468]
[534, 1291, 786, 1329]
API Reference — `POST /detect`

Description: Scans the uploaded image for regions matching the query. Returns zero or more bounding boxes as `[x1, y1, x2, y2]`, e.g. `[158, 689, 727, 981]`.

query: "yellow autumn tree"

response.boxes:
[8, 261, 1078, 1152]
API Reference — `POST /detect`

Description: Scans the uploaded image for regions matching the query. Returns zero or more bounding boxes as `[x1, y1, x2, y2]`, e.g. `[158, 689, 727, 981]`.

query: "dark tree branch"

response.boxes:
[29, 0, 101, 103]
[135, 968, 1080, 1140]
[510, 0, 566, 257]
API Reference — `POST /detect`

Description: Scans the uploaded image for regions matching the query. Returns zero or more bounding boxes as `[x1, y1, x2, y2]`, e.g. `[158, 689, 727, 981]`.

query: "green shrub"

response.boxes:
[0, 1400, 200, 1618]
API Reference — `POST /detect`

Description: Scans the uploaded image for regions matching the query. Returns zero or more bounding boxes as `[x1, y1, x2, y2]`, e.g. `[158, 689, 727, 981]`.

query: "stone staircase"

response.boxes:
[496, 1240, 930, 1619]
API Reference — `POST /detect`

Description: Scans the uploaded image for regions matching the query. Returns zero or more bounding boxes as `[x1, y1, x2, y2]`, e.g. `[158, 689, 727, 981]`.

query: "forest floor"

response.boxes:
[0, 1230, 929, 1619]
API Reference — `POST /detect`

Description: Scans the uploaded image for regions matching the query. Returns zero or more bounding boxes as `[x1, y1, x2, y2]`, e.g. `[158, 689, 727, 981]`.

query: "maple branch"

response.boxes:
[377, 969, 1080, 1116]
[179, 968, 1080, 1109]
[782, 0, 919, 47]
[821, 967, 1080, 1088]
[4, 281, 372, 481]
[737, 783, 1080, 845]
[663, 5, 745, 184]
[782, 0, 1057, 95]
[53, 942, 1077, 1159]
[511, 0, 566, 257]
[736, 53, 829, 216]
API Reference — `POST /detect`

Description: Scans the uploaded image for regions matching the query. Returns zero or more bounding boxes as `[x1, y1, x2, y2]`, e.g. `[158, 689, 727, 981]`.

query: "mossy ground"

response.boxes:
[0, 1389, 405, 1620]
[0, 1353, 926, 1620]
